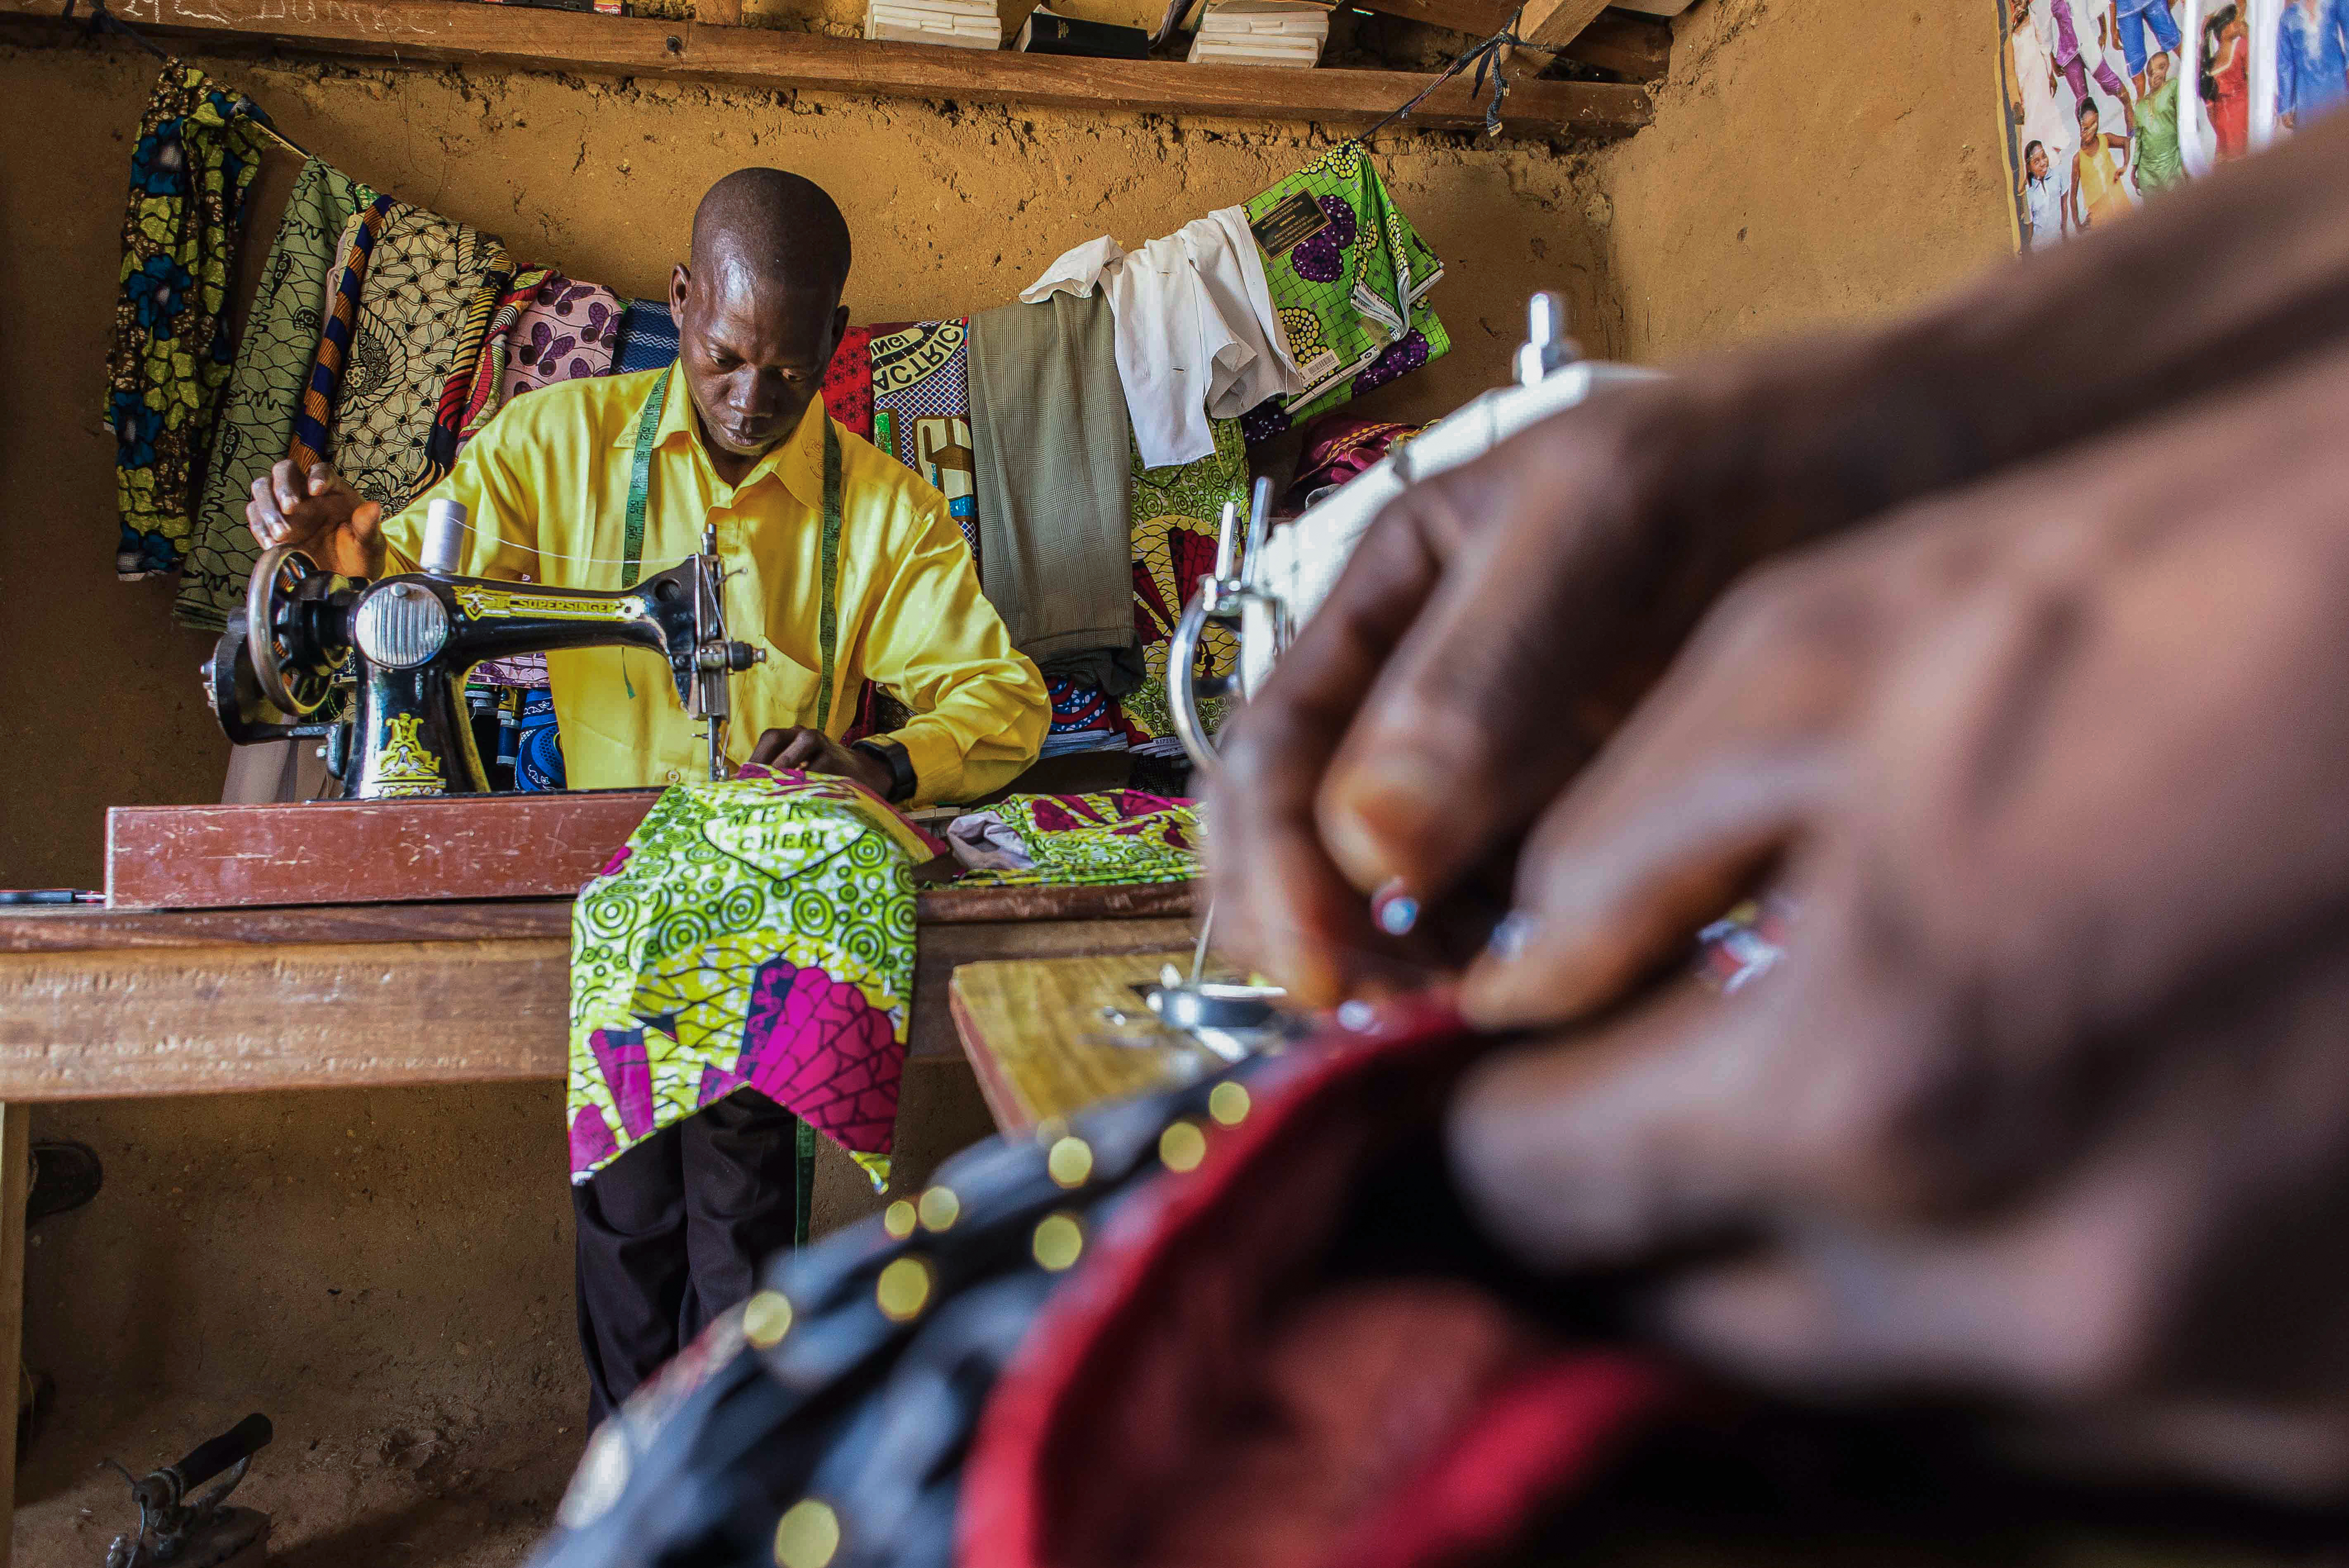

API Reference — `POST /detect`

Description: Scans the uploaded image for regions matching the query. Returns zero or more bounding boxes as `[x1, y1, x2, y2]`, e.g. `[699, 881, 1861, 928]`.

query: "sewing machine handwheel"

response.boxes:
[245, 545, 335, 719]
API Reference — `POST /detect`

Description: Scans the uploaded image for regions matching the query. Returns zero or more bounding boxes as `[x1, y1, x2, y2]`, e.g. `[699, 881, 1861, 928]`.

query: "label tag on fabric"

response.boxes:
[1251, 190, 1328, 257]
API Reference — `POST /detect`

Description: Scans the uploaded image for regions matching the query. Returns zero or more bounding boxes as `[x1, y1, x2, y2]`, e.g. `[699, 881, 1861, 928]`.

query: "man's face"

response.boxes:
[670, 255, 845, 462]
[2029, 145, 2051, 178]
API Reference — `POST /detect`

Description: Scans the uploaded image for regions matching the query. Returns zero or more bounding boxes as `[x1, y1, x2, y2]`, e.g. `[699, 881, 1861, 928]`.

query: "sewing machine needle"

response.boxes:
[1190, 898, 1216, 986]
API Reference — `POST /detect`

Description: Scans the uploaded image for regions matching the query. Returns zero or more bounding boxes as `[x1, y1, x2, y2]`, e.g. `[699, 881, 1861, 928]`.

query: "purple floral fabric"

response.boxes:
[501, 273, 620, 406]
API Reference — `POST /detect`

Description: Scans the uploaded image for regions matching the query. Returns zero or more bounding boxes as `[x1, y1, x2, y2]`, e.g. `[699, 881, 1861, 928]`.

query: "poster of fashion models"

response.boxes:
[2002, 0, 2349, 245]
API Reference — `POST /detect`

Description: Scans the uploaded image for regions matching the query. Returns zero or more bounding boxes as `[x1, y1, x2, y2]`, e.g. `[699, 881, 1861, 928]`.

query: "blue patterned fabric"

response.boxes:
[614, 298, 680, 375]
[514, 687, 569, 792]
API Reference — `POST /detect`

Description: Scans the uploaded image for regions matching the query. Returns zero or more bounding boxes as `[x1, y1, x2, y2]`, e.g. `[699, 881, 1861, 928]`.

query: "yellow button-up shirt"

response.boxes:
[381, 366, 1046, 803]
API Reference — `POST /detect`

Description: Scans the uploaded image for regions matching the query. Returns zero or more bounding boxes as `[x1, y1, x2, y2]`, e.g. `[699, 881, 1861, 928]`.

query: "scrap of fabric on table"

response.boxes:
[946, 790, 1198, 886]
[568, 767, 944, 1191]
[178, 157, 374, 630]
[1238, 144, 1451, 444]
[106, 62, 276, 581]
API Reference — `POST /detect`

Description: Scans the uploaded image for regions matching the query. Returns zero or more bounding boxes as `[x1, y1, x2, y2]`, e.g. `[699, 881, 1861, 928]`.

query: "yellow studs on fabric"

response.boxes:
[883, 1200, 918, 1240]
[1208, 1082, 1251, 1127]
[774, 1499, 841, 1568]
[876, 1257, 933, 1323]
[1159, 1120, 1207, 1173]
[1046, 1136, 1094, 1188]
[743, 1290, 794, 1349]
[917, 1186, 961, 1232]
[1032, 1212, 1085, 1272]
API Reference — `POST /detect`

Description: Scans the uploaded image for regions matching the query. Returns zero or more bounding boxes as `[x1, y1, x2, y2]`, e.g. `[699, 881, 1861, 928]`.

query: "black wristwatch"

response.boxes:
[850, 737, 917, 803]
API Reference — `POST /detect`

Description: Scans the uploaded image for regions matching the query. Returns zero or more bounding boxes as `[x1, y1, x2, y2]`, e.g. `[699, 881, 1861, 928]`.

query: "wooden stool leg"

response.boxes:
[0, 1104, 31, 1566]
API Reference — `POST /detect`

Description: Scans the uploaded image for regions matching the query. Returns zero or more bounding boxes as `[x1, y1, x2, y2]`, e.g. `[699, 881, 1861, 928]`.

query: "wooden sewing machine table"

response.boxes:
[0, 792, 1195, 1563]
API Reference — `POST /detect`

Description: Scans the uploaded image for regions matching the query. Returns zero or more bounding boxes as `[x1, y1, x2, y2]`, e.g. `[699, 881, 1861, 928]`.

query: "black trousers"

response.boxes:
[572, 1089, 805, 1425]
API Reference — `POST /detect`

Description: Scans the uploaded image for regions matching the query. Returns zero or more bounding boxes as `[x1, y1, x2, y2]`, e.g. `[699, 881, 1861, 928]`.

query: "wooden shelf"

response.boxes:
[0, 0, 1652, 135]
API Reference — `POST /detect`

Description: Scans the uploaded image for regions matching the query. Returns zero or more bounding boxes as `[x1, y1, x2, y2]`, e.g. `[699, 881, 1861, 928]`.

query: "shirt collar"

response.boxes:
[619, 360, 829, 513]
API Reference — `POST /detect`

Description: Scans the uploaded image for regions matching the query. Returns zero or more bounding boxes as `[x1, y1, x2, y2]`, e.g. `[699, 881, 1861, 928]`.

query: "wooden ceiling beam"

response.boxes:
[1325, 0, 1670, 83]
[0, 0, 1652, 135]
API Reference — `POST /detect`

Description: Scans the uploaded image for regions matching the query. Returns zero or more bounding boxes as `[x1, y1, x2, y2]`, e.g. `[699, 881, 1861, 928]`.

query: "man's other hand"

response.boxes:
[746, 727, 894, 798]
[247, 460, 385, 580]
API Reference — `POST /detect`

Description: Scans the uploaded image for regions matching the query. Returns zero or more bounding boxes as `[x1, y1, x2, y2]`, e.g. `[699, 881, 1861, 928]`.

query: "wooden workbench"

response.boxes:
[0, 878, 1193, 1562]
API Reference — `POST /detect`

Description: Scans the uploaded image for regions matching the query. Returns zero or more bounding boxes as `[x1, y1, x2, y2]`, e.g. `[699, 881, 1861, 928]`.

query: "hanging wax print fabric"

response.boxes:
[568, 768, 944, 1191]
[499, 274, 622, 404]
[1124, 418, 1249, 742]
[178, 158, 375, 631]
[613, 297, 682, 375]
[822, 323, 877, 441]
[328, 205, 509, 515]
[106, 62, 276, 580]
[287, 195, 396, 474]
[869, 319, 981, 563]
[1237, 144, 1451, 445]
[422, 256, 518, 491]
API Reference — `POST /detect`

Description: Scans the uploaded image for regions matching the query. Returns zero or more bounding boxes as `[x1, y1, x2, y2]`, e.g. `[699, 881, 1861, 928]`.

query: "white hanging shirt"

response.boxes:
[1022, 206, 1303, 468]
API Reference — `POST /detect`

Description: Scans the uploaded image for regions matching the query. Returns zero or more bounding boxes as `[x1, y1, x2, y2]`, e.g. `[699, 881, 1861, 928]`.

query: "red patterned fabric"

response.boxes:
[822, 323, 874, 440]
[961, 996, 1680, 1568]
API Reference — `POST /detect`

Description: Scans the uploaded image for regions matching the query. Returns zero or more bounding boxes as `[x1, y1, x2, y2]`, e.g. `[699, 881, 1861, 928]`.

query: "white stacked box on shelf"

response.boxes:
[1186, 0, 1328, 67]
[865, 0, 1002, 48]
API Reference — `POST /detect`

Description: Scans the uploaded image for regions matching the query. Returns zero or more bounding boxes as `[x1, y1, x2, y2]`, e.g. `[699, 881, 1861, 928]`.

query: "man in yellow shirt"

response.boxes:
[249, 169, 1047, 1421]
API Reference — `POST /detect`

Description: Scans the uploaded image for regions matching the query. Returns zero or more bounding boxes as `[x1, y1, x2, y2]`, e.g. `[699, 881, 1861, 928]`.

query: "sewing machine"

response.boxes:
[204, 505, 763, 799]
[1168, 292, 1664, 772]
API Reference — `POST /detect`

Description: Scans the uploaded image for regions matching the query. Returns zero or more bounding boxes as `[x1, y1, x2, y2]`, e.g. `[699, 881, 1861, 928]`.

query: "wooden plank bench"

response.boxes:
[0, 879, 1193, 1563]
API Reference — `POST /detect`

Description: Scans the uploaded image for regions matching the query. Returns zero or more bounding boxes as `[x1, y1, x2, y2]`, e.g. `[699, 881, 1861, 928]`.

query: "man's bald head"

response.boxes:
[670, 169, 854, 474]
[689, 168, 853, 304]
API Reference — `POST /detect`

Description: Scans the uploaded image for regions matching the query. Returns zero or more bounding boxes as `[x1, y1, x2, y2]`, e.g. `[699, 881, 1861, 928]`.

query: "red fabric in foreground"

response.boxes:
[960, 998, 1678, 1568]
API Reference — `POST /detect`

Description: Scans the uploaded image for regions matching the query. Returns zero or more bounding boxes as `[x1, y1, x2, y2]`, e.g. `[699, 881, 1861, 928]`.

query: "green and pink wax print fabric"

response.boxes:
[566, 770, 943, 1191]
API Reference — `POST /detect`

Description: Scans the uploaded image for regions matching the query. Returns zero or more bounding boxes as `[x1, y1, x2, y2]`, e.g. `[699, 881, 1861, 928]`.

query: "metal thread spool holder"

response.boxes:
[1164, 290, 1583, 777]
[1166, 476, 1280, 777]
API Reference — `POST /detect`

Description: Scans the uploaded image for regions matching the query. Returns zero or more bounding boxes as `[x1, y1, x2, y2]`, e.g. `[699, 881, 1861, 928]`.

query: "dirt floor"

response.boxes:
[13, 1060, 995, 1564]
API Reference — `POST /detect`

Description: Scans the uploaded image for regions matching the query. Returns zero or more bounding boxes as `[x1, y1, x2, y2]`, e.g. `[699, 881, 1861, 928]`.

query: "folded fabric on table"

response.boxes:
[967, 292, 1138, 674]
[178, 157, 375, 630]
[613, 296, 682, 375]
[822, 322, 876, 440]
[328, 205, 508, 515]
[107, 62, 277, 581]
[1022, 206, 1300, 469]
[1124, 417, 1249, 741]
[500, 273, 621, 406]
[1238, 144, 1450, 445]
[870, 319, 981, 564]
[946, 790, 1197, 886]
[568, 767, 947, 1193]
